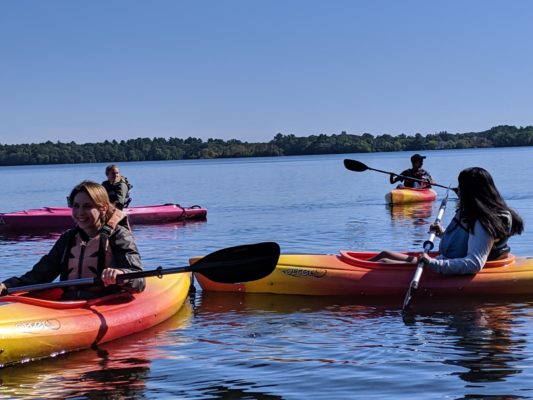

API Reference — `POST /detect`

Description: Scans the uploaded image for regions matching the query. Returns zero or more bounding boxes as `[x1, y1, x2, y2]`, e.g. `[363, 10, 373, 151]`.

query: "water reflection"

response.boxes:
[445, 304, 526, 383]
[197, 291, 396, 321]
[0, 220, 207, 242]
[199, 384, 283, 400]
[0, 230, 63, 243]
[0, 302, 192, 399]
[387, 202, 434, 221]
[200, 293, 531, 388]
[411, 300, 529, 388]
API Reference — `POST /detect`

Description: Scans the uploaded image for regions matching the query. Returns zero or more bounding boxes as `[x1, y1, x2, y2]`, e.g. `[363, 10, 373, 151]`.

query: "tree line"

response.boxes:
[0, 125, 532, 166]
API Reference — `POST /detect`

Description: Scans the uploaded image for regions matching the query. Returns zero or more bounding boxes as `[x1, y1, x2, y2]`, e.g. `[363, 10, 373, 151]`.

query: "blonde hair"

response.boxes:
[68, 180, 115, 223]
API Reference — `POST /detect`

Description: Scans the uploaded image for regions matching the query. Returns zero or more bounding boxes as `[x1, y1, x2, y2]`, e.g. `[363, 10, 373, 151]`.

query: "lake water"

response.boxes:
[1, 147, 533, 399]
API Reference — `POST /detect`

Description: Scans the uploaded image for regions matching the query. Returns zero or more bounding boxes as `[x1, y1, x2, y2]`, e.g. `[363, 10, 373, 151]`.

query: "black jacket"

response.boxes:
[3, 225, 145, 295]
[102, 179, 130, 210]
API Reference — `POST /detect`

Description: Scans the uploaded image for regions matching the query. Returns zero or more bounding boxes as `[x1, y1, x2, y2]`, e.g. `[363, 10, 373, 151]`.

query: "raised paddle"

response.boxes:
[402, 189, 450, 312]
[5, 242, 280, 295]
[343, 159, 453, 191]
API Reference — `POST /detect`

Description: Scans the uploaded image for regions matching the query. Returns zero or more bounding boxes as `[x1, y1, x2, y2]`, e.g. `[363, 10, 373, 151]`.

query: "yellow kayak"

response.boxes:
[192, 251, 533, 299]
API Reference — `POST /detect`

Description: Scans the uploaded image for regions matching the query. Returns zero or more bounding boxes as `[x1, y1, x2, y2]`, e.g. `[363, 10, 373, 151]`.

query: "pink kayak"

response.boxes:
[0, 203, 207, 232]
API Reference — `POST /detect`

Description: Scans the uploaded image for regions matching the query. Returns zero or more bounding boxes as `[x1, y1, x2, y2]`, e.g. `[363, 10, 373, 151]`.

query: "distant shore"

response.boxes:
[0, 125, 531, 166]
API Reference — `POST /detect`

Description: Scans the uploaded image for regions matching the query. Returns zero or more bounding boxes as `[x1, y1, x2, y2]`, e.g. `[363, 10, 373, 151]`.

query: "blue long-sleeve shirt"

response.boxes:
[426, 220, 494, 275]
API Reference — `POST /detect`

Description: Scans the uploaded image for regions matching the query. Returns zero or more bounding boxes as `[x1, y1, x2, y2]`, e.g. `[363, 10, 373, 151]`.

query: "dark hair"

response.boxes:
[458, 167, 523, 237]
[105, 164, 119, 175]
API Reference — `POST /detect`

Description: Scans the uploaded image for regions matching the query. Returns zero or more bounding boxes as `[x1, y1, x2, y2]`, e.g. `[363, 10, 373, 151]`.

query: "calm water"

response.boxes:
[1, 148, 533, 399]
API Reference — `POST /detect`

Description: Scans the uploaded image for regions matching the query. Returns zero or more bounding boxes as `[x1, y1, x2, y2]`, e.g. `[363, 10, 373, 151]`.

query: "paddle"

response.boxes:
[343, 159, 453, 190]
[402, 189, 450, 312]
[5, 242, 280, 295]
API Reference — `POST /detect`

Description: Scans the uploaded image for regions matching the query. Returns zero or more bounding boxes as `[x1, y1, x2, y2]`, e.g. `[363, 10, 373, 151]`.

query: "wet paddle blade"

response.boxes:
[343, 159, 369, 172]
[191, 242, 280, 283]
[402, 282, 416, 311]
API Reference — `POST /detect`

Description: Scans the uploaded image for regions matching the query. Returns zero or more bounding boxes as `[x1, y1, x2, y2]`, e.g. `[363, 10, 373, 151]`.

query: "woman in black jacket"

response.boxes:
[0, 180, 145, 298]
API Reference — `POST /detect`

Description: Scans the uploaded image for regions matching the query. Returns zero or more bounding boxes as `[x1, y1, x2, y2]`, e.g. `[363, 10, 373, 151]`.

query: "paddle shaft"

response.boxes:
[369, 166, 448, 190]
[402, 189, 449, 310]
[6, 265, 192, 294]
[6, 242, 280, 295]
[343, 159, 450, 190]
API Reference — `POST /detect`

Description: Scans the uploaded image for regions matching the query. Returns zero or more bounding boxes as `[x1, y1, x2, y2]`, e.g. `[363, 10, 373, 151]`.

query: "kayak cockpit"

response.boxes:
[338, 251, 516, 269]
[0, 289, 134, 309]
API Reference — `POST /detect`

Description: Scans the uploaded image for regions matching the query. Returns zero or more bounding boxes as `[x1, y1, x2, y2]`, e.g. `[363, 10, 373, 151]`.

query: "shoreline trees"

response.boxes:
[1, 125, 531, 166]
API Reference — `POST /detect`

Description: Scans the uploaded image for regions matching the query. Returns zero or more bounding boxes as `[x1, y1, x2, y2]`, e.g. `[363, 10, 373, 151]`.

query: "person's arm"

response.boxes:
[113, 181, 129, 209]
[424, 221, 494, 275]
[107, 227, 145, 292]
[422, 171, 435, 188]
[1, 232, 69, 289]
[390, 169, 407, 184]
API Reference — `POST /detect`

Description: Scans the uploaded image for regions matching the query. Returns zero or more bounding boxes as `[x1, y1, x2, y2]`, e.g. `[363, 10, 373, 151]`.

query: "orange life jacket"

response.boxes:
[65, 209, 128, 281]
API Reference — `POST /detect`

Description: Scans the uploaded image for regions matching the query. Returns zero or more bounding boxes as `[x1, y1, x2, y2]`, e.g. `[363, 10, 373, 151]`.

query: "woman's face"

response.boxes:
[71, 191, 105, 234]
[106, 168, 120, 183]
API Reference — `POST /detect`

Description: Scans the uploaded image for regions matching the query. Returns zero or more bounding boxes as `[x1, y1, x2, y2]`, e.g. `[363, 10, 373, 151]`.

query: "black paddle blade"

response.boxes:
[191, 242, 280, 283]
[402, 286, 415, 311]
[402, 286, 417, 325]
[343, 159, 368, 172]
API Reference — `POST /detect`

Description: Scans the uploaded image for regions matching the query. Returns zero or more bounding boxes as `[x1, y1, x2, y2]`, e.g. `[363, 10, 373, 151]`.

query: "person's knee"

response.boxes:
[380, 251, 395, 259]
[369, 251, 387, 261]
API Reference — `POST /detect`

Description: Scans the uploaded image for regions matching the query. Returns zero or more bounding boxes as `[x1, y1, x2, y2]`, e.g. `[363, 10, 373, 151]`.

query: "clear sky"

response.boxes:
[1, 0, 532, 145]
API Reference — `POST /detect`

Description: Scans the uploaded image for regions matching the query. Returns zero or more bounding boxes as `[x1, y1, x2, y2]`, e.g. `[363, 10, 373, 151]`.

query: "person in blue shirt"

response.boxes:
[371, 167, 524, 274]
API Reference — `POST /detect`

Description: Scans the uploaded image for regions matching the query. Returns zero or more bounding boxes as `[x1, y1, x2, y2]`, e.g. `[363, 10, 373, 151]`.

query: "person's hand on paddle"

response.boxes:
[389, 173, 399, 184]
[0, 283, 7, 296]
[418, 253, 432, 265]
[429, 222, 445, 236]
[101, 268, 125, 286]
[422, 178, 433, 187]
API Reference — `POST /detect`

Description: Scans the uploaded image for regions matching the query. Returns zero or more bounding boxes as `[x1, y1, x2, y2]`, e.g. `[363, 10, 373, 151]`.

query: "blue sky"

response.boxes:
[1, 0, 532, 145]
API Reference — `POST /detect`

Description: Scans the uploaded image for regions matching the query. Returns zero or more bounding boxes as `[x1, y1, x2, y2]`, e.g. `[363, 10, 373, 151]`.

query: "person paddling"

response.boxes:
[371, 167, 524, 274]
[0, 181, 145, 299]
[390, 154, 435, 188]
[102, 164, 132, 210]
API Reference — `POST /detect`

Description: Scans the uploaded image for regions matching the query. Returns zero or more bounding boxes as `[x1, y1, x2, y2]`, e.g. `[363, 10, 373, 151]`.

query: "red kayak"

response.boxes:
[0, 203, 207, 232]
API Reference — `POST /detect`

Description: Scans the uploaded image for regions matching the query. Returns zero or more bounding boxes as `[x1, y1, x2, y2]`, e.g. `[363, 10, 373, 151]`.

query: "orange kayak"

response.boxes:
[192, 251, 533, 298]
[0, 274, 190, 367]
[385, 187, 437, 204]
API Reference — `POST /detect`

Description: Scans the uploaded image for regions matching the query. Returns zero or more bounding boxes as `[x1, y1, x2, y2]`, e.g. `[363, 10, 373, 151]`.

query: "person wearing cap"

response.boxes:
[389, 154, 434, 188]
